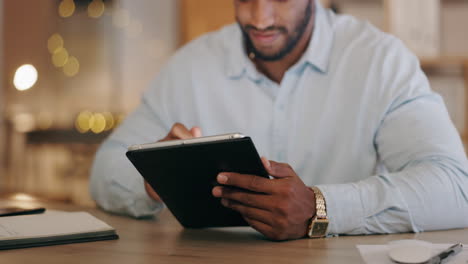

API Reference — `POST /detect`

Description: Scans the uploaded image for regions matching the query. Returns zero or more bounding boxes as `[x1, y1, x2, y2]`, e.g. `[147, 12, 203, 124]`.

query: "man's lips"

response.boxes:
[249, 31, 280, 45]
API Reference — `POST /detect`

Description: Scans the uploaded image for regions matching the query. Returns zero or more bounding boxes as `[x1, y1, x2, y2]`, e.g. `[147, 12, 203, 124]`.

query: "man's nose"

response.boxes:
[250, 0, 275, 30]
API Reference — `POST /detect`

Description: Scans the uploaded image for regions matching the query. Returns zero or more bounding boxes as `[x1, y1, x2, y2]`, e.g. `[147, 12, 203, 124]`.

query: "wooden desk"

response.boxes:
[1, 198, 467, 264]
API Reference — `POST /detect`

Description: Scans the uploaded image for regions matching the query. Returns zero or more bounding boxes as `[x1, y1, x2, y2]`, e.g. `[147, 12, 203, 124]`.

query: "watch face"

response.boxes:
[310, 220, 329, 237]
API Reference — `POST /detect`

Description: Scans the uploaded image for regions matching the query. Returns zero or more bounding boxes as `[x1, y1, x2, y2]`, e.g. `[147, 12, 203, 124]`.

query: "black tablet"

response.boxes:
[126, 133, 269, 228]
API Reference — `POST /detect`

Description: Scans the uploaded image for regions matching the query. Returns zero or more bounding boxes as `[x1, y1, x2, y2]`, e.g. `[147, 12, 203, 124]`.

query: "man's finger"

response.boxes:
[169, 123, 193, 139]
[261, 156, 271, 171]
[217, 172, 275, 194]
[190, 126, 202, 137]
[212, 186, 272, 210]
[266, 160, 296, 178]
[221, 199, 272, 226]
[144, 181, 162, 202]
[244, 216, 275, 239]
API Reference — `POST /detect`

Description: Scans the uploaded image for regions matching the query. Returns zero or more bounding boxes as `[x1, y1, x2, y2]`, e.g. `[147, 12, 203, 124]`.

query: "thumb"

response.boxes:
[261, 156, 271, 170]
[266, 160, 295, 178]
[144, 181, 162, 202]
[190, 126, 202, 137]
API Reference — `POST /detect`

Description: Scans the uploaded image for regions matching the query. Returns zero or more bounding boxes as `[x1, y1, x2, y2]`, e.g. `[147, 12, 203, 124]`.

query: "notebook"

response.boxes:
[0, 210, 118, 250]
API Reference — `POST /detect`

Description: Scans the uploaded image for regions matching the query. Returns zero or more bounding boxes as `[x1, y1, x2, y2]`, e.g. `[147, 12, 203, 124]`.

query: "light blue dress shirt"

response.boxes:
[90, 2, 468, 235]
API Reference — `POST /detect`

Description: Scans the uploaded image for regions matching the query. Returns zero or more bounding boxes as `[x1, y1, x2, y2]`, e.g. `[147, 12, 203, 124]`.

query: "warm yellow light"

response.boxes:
[47, 33, 64, 54]
[63, 56, 80, 77]
[52, 47, 69, 67]
[91, 113, 106, 134]
[103, 112, 115, 131]
[88, 0, 105, 18]
[59, 0, 75, 18]
[75, 111, 93, 133]
[14, 64, 38, 91]
[10, 193, 36, 202]
[112, 8, 130, 28]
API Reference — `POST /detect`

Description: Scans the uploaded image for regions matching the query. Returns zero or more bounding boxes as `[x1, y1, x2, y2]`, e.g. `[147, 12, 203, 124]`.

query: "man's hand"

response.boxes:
[144, 123, 202, 202]
[212, 157, 316, 241]
[158, 123, 202, 141]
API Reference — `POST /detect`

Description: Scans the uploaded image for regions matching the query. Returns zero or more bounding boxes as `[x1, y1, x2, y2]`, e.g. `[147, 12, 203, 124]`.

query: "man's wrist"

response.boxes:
[306, 186, 329, 238]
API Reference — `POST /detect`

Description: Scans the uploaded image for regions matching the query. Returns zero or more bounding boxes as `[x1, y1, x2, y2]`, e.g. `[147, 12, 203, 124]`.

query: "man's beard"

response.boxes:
[239, 1, 314, 62]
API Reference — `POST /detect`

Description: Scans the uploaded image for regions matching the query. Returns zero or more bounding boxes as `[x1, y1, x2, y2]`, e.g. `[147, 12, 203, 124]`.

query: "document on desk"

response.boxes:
[0, 210, 118, 250]
[357, 243, 467, 264]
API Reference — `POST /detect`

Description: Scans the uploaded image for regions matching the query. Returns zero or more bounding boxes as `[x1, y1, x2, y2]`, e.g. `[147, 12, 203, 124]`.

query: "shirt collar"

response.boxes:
[225, 0, 334, 79]
[302, 0, 334, 73]
[224, 26, 257, 80]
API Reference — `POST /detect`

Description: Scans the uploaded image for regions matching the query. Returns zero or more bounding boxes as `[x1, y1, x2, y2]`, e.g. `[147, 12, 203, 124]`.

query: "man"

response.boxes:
[90, 0, 468, 241]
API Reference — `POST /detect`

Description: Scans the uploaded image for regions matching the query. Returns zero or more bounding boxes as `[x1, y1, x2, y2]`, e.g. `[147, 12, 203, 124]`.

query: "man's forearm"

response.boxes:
[318, 159, 468, 235]
[90, 140, 164, 218]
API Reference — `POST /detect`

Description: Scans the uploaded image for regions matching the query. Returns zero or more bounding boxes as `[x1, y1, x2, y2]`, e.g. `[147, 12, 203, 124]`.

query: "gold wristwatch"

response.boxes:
[307, 186, 329, 238]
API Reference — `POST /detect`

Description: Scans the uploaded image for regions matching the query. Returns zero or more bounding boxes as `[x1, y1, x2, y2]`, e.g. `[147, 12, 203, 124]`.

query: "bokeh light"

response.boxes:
[63, 56, 80, 77]
[13, 64, 38, 91]
[88, 0, 105, 18]
[75, 112, 123, 133]
[59, 0, 76, 18]
[103, 112, 115, 131]
[75, 111, 93, 133]
[47, 33, 64, 54]
[13, 113, 35, 132]
[52, 47, 69, 68]
[91, 113, 106, 134]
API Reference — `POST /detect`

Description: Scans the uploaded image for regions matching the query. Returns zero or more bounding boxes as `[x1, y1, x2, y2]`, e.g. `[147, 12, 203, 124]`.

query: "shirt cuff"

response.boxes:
[315, 183, 365, 235]
[126, 191, 165, 218]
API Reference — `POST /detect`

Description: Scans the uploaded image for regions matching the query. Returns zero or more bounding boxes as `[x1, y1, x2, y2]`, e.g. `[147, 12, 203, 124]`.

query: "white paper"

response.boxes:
[357, 243, 468, 264]
[0, 210, 114, 240]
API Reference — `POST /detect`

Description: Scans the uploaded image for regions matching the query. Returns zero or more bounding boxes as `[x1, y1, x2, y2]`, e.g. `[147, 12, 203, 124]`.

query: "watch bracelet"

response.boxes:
[310, 186, 327, 219]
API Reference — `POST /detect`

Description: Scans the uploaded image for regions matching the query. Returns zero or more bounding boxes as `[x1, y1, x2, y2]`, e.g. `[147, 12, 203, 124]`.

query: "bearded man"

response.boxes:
[90, 0, 468, 240]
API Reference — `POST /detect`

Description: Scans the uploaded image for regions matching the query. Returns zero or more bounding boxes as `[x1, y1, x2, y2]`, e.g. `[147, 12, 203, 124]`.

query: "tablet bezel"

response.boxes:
[128, 133, 245, 151]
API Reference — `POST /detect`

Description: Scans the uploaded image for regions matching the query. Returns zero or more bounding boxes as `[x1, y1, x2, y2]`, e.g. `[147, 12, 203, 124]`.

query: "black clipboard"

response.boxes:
[126, 134, 269, 228]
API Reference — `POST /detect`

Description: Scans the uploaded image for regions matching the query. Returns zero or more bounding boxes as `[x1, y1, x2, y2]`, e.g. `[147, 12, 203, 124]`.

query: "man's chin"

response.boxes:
[251, 49, 286, 61]
[251, 42, 284, 55]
